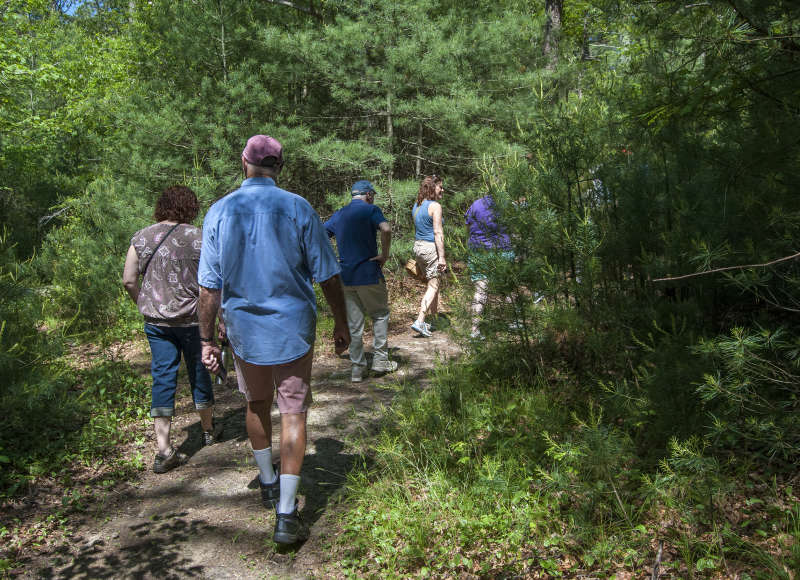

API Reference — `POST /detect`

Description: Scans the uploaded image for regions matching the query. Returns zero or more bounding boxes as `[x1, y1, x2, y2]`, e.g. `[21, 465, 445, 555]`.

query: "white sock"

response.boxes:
[277, 474, 300, 514]
[253, 447, 276, 484]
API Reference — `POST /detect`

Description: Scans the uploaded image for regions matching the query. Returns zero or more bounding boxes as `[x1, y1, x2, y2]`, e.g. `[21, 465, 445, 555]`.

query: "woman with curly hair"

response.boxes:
[122, 185, 218, 473]
[410, 175, 446, 337]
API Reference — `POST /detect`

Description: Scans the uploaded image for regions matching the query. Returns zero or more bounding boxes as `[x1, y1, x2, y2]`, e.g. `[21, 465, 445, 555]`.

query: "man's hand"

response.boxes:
[369, 254, 389, 267]
[333, 322, 351, 355]
[202, 343, 222, 374]
[320, 274, 351, 355]
[438, 258, 447, 273]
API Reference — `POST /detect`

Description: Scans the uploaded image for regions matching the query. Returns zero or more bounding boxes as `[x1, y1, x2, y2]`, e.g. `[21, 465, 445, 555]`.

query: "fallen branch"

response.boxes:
[652, 251, 800, 282]
[38, 206, 70, 227]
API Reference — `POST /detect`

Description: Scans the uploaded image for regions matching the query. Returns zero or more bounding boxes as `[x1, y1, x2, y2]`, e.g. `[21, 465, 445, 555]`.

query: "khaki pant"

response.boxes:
[414, 240, 440, 279]
[344, 281, 390, 368]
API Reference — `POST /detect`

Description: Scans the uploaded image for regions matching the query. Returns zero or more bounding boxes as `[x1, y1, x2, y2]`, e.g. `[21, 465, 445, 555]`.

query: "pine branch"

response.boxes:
[653, 251, 800, 282]
[261, 0, 321, 20]
[725, 0, 800, 54]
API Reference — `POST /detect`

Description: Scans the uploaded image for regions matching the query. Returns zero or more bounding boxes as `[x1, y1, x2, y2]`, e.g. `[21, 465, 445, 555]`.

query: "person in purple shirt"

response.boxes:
[198, 135, 350, 545]
[465, 194, 513, 338]
[324, 180, 397, 383]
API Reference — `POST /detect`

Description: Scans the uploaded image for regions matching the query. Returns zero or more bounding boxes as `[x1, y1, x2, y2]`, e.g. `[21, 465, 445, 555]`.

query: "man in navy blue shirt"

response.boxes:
[325, 180, 397, 382]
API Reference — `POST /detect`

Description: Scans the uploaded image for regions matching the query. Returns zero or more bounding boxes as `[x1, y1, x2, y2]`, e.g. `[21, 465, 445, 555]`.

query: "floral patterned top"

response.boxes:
[131, 222, 203, 326]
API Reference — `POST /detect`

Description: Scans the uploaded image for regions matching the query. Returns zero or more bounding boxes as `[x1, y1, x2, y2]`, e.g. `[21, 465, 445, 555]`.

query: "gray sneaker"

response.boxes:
[153, 447, 187, 474]
[351, 364, 366, 383]
[202, 419, 222, 446]
[371, 360, 398, 374]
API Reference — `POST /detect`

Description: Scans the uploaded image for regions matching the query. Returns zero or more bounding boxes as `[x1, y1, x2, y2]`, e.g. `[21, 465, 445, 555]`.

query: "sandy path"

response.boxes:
[25, 318, 460, 579]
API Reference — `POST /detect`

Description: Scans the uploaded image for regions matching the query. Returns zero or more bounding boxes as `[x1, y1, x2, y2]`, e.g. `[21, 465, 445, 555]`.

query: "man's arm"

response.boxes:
[122, 245, 140, 303]
[323, 213, 337, 239]
[319, 274, 351, 354]
[369, 221, 392, 266]
[431, 202, 446, 272]
[198, 286, 223, 373]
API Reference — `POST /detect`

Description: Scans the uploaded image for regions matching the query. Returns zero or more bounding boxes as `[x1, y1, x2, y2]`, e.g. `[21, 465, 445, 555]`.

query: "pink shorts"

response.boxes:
[233, 348, 313, 414]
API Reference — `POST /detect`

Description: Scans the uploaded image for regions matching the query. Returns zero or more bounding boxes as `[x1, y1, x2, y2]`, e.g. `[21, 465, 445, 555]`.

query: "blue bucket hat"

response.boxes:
[351, 180, 377, 196]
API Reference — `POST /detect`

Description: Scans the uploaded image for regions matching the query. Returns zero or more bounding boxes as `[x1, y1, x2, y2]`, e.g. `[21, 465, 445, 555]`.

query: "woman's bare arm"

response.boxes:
[430, 202, 446, 271]
[122, 245, 140, 303]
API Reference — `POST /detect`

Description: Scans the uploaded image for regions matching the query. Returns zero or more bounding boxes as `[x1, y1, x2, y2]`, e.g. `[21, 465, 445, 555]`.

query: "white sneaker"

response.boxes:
[351, 365, 365, 382]
[411, 321, 432, 337]
[371, 360, 398, 374]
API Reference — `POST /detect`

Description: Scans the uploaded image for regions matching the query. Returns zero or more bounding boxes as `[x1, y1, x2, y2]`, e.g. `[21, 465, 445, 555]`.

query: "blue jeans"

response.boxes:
[144, 323, 214, 418]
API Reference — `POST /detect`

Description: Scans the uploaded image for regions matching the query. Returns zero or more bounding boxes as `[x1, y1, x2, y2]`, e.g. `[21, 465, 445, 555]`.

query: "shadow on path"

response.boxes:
[37, 513, 209, 579]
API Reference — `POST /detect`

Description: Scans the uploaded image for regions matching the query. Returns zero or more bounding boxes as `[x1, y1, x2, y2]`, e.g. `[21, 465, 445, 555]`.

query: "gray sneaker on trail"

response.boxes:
[202, 419, 222, 446]
[351, 364, 365, 382]
[153, 447, 187, 474]
[371, 360, 398, 374]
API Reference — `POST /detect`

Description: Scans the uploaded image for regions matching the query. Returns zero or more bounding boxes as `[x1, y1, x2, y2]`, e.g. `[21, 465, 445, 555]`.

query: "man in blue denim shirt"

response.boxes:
[197, 135, 350, 545]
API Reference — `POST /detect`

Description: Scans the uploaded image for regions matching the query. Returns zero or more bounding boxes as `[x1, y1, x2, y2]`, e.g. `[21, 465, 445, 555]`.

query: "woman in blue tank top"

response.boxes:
[410, 175, 446, 337]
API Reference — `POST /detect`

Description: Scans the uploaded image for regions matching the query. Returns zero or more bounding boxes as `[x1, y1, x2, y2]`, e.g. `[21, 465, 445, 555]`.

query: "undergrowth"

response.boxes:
[1, 356, 150, 498]
[332, 302, 800, 579]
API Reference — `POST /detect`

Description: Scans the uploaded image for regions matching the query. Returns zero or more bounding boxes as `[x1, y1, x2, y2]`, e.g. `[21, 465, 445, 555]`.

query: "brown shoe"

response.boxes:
[153, 447, 187, 473]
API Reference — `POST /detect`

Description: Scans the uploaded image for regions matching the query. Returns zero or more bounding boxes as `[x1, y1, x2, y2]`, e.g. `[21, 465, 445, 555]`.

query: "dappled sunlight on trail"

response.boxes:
[23, 321, 461, 578]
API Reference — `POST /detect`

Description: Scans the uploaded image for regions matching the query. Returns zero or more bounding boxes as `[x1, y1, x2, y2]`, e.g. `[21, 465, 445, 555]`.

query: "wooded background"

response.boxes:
[2, 0, 799, 576]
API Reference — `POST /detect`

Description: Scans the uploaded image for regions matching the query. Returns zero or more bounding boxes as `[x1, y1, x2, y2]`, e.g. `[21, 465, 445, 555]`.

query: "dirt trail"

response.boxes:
[24, 316, 461, 579]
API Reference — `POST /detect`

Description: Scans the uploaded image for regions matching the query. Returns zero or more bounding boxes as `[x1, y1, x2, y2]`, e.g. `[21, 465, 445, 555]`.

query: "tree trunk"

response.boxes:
[386, 90, 394, 183]
[416, 122, 422, 179]
[543, 0, 562, 70]
[217, 0, 228, 83]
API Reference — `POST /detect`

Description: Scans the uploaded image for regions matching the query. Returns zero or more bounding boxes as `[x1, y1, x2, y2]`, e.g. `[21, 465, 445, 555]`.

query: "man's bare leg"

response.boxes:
[237, 357, 278, 489]
[246, 400, 273, 449]
[276, 411, 307, 515]
[279, 412, 307, 475]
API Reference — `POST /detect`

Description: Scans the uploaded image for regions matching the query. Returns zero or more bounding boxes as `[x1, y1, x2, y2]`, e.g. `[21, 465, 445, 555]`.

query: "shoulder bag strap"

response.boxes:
[141, 223, 181, 276]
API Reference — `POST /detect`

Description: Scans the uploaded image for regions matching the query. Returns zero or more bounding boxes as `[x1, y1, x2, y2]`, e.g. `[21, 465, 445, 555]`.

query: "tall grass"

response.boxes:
[331, 300, 800, 578]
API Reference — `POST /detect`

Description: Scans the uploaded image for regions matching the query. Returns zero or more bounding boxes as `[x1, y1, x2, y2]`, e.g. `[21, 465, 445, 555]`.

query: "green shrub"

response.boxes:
[0, 230, 150, 495]
[37, 177, 150, 333]
[694, 326, 800, 465]
[0, 234, 74, 494]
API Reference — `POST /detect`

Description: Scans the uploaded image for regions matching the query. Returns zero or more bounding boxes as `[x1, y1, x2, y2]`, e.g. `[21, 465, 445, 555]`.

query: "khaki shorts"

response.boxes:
[233, 348, 313, 414]
[414, 240, 440, 279]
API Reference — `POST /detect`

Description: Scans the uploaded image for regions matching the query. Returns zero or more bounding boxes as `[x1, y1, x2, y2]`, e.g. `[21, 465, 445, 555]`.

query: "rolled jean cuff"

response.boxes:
[150, 406, 174, 418]
[194, 401, 213, 410]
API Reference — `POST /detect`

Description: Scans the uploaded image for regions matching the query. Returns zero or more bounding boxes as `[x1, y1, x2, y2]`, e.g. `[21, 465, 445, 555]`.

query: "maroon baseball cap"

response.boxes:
[242, 135, 283, 167]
